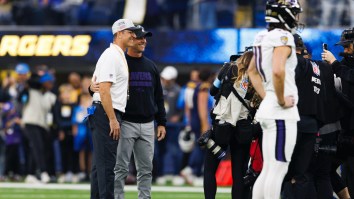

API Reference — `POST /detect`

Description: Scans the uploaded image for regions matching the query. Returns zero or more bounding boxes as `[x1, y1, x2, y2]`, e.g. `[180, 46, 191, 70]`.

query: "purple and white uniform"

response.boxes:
[252, 28, 300, 199]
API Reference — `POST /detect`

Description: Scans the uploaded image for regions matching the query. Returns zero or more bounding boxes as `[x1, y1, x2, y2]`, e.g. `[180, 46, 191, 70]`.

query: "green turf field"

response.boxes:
[0, 188, 231, 199]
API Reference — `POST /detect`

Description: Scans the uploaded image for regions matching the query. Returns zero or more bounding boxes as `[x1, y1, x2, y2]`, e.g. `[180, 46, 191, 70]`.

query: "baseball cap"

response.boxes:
[15, 63, 30, 74]
[40, 73, 55, 83]
[135, 25, 152, 38]
[112, 19, 140, 35]
[293, 33, 309, 55]
[335, 28, 354, 46]
[161, 66, 178, 80]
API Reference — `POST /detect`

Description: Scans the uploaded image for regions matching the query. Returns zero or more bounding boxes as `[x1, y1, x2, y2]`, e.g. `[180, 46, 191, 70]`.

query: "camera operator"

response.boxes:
[322, 27, 354, 198]
[313, 57, 344, 199]
[202, 50, 260, 199]
[281, 33, 346, 199]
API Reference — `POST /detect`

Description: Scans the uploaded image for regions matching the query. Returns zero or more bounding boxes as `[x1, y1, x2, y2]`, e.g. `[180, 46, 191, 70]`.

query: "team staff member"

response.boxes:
[89, 25, 167, 199]
[248, 1, 302, 198]
[89, 18, 139, 199]
[322, 27, 354, 199]
[113, 26, 166, 199]
[310, 54, 343, 199]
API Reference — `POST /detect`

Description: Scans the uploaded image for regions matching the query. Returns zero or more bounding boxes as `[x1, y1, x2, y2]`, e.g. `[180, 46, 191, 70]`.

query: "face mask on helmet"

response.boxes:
[265, 0, 302, 32]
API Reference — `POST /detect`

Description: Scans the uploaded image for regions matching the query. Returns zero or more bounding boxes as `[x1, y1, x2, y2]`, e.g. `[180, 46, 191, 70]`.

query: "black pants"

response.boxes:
[203, 124, 250, 199]
[60, 131, 78, 173]
[341, 129, 354, 197]
[5, 144, 20, 175]
[283, 133, 317, 199]
[24, 124, 48, 175]
[180, 152, 191, 171]
[330, 130, 350, 195]
[89, 104, 121, 199]
[309, 132, 336, 199]
[331, 157, 346, 194]
[45, 129, 56, 176]
[342, 157, 354, 197]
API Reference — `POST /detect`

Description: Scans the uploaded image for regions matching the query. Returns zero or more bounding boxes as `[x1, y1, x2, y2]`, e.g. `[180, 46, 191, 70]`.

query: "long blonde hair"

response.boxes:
[233, 51, 254, 84]
[234, 51, 262, 107]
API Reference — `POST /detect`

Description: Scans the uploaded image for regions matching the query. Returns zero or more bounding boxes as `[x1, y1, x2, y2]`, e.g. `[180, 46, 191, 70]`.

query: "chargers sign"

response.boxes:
[0, 35, 91, 56]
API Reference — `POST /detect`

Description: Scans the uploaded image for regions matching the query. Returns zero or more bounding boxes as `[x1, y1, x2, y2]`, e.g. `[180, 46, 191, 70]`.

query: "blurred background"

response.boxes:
[0, 0, 353, 187]
[0, 0, 352, 83]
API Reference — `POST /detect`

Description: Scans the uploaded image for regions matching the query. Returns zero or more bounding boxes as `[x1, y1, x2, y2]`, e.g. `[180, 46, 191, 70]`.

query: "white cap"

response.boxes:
[112, 19, 139, 35]
[161, 66, 178, 80]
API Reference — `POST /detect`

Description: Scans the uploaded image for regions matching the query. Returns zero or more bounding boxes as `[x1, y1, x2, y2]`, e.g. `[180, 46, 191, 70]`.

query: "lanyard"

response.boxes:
[112, 43, 130, 100]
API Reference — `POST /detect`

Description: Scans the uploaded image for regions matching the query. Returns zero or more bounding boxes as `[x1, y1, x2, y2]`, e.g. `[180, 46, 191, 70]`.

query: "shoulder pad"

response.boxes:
[268, 29, 295, 47]
[253, 29, 268, 46]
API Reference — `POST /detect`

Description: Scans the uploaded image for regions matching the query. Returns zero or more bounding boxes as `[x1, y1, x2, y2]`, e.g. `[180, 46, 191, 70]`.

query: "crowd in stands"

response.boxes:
[0, 64, 94, 183]
[0, 63, 214, 186]
[1, 0, 354, 190]
[0, 0, 353, 29]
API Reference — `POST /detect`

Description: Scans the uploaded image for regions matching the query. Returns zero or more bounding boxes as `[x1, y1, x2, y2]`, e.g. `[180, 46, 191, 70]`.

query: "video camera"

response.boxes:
[229, 46, 253, 62]
[197, 129, 226, 160]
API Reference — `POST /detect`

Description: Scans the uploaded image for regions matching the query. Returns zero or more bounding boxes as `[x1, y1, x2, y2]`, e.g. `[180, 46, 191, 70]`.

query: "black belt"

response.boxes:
[93, 101, 123, 116]
[114, 109, 123, 116]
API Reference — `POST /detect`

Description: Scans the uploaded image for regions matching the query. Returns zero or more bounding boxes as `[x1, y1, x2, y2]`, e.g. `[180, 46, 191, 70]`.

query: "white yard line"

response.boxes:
[0, 183, 232, 193]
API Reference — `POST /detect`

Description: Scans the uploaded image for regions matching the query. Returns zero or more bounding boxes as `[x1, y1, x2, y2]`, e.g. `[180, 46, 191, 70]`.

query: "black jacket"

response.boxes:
[331, 58, 354, 131]
[317, 60, 341, 125]
[89, 54, 167, 126]
[123, 54, 166, 126]
[295, 55, 341, 129]
[295, 55, 320, 118]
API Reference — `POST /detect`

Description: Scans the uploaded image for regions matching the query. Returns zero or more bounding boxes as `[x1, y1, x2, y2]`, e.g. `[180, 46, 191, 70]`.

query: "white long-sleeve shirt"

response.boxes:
[22, 89, 56, 130]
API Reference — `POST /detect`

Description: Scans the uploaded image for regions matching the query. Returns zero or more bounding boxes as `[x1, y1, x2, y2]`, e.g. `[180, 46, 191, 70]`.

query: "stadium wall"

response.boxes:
[0, 27, 344, 75]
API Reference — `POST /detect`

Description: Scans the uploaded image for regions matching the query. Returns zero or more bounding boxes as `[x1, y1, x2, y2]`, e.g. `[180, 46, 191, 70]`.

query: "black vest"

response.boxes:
[295, 55, 341, 126]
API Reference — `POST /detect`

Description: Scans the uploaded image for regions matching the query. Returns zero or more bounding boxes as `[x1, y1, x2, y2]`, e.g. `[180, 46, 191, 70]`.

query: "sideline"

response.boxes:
[0, 183, 232, 193]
